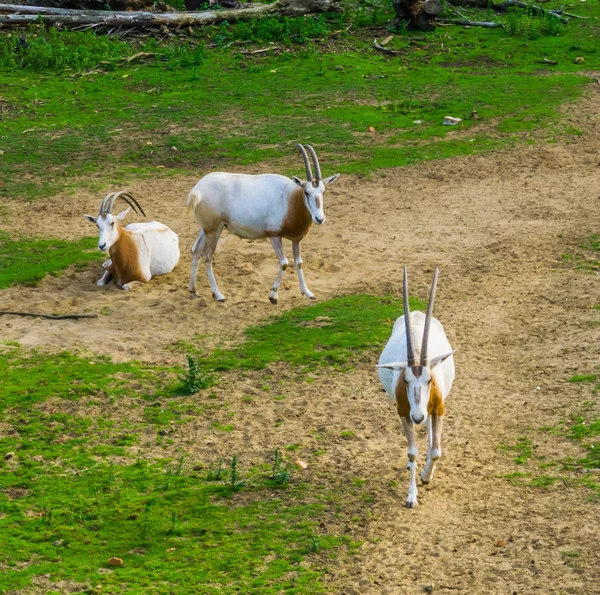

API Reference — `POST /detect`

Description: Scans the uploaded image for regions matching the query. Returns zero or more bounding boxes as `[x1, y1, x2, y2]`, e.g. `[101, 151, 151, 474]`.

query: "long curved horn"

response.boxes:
[305, 145, 322, 184]
[105, 191, 146, 218]
[420, 267, 439, 366]
[99, 192, 116, 217]
[296, 144, 313, 182]
[403, 266, 415, 367]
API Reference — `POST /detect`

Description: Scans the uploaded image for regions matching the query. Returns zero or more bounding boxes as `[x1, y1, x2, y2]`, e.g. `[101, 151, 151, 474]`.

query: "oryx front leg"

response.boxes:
[96, 267, 113, 286]
[421, 414, 443, 486]
[268, 237, 288, 305]
[292, 241, 315, 300]
[400, 416, 419, 508]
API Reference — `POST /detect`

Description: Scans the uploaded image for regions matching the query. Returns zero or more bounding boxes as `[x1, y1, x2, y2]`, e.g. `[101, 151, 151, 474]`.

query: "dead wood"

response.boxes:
[0, 311, 99, 320]
[438, 17, 502, 27]
[0, 0, 341, 28]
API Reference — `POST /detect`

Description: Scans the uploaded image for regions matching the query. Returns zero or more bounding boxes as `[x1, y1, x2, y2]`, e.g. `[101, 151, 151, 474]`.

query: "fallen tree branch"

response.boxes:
[447, 0, 571, 20]
[0, 311, 98, 320]
[438, 17, 502, 27]
[0, 0, 341, 28]
[373, 37, 405, 55]
[238, 45, 281, 55]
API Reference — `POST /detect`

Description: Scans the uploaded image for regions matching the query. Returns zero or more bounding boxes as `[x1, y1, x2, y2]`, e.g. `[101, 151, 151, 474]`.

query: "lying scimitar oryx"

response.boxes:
[186, 144, 340, 303]
[378, 267, 455, 508]
[84, 191, 180, 290]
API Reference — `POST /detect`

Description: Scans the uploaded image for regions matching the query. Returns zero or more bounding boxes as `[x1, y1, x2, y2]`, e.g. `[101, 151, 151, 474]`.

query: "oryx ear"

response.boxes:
[429, 350, 455, 369]
[323, 174, 340, 186]
[114, 207, 131, 221]
[292, 176, 304, 187]
[84, 215, 97, 224]
[377, 361, 408, 372]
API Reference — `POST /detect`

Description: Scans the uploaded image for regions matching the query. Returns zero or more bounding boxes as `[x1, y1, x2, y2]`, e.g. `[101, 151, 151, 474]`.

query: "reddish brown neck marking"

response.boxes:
[279, 186, 312, 241]
[109, 227, 143, 285]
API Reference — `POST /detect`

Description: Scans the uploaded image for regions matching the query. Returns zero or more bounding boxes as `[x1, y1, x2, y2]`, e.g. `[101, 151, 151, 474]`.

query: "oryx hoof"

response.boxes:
[405, 498, 418, 509]
[212, 292, 225, 303]
[268, 296, 278, 305]
[420, 473, 430, 486]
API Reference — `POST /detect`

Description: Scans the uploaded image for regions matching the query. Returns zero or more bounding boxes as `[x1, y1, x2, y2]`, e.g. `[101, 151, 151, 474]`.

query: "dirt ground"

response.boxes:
[2, 87, 600, 594]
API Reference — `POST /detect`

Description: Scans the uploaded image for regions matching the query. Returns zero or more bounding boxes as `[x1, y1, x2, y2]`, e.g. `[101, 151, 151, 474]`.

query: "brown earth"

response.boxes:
[1, 89, 600, 594]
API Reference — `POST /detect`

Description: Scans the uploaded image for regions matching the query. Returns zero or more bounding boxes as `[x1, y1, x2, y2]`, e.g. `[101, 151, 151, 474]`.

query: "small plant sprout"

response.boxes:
[84, 191, 180, 291]
[378, 267, 455, 508]
[270, 449, 291, 487]
[179, 355, 216, 395]
[229, 455, 244, 489]
[186, 144, 340, 303]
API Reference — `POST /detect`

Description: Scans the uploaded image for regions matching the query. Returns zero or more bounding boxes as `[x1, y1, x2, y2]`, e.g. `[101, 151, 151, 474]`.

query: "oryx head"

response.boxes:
[84, 191, 145, 252]
[292, 143, 340, 226]
[378, 267, 454, 425]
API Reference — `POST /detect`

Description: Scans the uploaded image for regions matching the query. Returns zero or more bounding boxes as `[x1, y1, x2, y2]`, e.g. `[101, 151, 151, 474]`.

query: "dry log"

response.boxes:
[0, 0, 341, 28]
[448, 0, 567, 19]
[0, 311, 98, 320]
[392, 0, 442, 30]
[438, 17, 502, 27]
[373, 37, 405, 55]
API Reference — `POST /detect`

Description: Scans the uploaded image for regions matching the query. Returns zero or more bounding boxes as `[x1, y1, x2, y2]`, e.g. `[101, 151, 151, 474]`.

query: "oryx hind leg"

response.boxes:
[203, 224, 225, 302]
[268, 237, 288, 305]
[189, 229, 207, 296]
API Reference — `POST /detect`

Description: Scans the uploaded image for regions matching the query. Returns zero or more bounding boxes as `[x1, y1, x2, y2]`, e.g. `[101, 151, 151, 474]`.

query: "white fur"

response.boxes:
[84, 209, 179, 289]
[378, 310, 455, 508]
[186, 170, 340, 303]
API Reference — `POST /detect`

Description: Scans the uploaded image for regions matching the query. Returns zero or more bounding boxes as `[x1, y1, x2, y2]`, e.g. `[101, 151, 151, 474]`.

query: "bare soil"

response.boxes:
[1, 89, 600, 594]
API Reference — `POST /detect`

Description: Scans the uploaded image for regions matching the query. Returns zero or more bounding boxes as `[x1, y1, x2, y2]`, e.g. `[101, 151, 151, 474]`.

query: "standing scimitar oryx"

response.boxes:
[186, 144, 340, 303]
[378, 267, 455, 508]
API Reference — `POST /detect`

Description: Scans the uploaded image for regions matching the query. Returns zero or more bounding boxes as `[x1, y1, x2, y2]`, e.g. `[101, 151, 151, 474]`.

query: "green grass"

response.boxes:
[0, 343, 358, 593]
[562, 235, 600, 272]
[180, 294, 425, 371]
[498, 436, 533, 465]
[0, 346, 174, 411]
[0, 232, 103, 288]
[0, 457, 349, 594]
[0, 0, 598, 201]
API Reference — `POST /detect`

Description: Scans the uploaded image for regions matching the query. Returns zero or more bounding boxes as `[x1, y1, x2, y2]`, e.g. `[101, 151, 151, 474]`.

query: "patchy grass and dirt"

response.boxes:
[0, 232, 102, 289]
[0, 0, 598, 201]
[1, 5, 600, 593]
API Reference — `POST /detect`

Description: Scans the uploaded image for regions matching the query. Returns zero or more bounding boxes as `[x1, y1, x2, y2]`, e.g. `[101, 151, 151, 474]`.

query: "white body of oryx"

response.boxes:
[121, 222, 180, 278]
[188, 173, 305, 241]
[379, 311, 455, 404]
[186, 144, 339, 304]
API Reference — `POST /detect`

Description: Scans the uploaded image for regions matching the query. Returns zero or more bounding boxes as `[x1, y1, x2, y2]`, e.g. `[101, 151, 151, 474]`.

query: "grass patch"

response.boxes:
[0, 344, 355, 593]
[498, 436, 533, 465]
[0, 458, 348, 594]
[0, 1, 597, 201]
[0, 232, 103, 288]
[562, 235, 600, 272]
[185, 294, 425, 372]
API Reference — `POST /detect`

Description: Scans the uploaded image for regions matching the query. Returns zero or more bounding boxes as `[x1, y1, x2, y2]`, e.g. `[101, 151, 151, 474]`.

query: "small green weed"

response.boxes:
[178, 355, 217, 395]
[0, 232, 102, 288]
[269, 449, 291, 487]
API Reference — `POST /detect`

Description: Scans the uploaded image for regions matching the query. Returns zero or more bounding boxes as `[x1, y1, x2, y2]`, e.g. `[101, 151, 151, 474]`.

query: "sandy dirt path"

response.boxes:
[1, 90, 599, 594]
